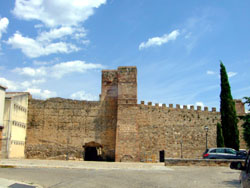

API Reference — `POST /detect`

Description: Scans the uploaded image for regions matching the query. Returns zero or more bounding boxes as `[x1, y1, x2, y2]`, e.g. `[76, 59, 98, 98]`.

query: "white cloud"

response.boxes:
[0, 77, 19, 90]
[70, 90, 98, 101]
[36, 27, 87, 43]
[0, 77, 47, 91]
[73, 28, 87, 40]
[139, 30, 180, 50]
[51, 61, 104, 78]
[13, 60, 104, 79]
[0, 76, 55, 99]
[228, 72, 237, 78]
[14, 67, 47, 77]
[0, 17, 9, 39]
[7, 32, 79, 58]
[21, 79, 46, 88]
[206, 70, 215, 75]
[12, 0, 107, 27]
[8, 0, 106, 58]
[37, 27, 75, 42]
[25, 88, 56, 99]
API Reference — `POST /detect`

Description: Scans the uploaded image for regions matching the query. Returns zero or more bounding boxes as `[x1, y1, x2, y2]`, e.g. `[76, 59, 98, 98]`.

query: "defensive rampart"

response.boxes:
[25, 66, 246, 162]
[26, 98, 117, 160]
[137, 103, 220, 161]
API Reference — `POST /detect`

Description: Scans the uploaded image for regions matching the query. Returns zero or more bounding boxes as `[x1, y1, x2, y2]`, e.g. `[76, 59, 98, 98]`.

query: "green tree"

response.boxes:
[217, 122, 224, 147]
[241, 97, 250, 148]
[220, 62, 239, 150]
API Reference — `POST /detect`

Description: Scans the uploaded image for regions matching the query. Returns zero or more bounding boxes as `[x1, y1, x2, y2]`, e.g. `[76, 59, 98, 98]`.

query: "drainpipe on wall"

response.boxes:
[6, 100, 13, 159]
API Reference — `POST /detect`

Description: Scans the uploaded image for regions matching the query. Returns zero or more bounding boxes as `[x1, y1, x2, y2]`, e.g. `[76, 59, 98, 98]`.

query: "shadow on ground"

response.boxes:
[8, 183, 36, 188]
[222, 180, 240, 188]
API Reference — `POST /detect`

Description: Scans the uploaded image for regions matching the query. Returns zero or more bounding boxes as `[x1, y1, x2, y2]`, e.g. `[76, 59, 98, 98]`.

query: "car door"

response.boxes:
[208, 149, 217, 158]
[225, 148, 237, 159]
[242, 152, 250, 188]
[216, 148, 226, 159]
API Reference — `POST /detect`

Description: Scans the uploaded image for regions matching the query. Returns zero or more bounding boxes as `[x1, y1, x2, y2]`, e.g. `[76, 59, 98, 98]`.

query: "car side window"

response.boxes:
[225, 149, 236, 154]
[210, 149, 216, 153]
[216, 148, 225, 153]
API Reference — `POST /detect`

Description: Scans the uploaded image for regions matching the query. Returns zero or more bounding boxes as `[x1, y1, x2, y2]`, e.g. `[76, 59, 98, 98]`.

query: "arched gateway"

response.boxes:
[83, 141, 103, 161]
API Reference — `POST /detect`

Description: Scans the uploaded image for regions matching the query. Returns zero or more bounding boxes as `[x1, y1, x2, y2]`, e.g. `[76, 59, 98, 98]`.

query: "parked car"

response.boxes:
[239, 149, 248, 156]
[230, 150, 250, 188]
[203, 148, 247, 159]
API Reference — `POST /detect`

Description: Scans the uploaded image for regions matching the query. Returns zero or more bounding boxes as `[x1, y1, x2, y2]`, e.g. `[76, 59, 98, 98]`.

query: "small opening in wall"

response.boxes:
[159, 150, 165, 162]
[126, 100, 128, 104]
[84, 147, 98, 161]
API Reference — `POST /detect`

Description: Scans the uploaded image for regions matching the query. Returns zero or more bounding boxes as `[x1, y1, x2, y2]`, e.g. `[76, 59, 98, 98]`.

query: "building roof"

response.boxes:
[5, 92, 30, 99]
[0, 84, 7, 90]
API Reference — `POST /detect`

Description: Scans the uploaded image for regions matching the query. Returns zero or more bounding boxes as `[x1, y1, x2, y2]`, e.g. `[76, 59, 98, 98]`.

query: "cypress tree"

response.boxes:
[217, 122, 224, 147]
[220, 62, 239, 150]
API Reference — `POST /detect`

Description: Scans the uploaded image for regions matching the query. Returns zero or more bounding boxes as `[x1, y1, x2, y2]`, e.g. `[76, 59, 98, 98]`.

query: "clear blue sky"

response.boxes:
[0, 0, 249, 110]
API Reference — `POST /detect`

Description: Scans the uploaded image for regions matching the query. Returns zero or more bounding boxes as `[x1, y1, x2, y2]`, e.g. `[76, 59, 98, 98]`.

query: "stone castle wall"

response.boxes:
[25, 66, 247, 161]
[26, 98, 117, 160]
[136, 103, 220, 162]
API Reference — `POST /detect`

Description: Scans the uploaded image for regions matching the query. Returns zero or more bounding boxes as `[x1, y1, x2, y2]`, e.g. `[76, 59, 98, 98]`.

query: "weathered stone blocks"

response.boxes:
[25, 66, 246, 162]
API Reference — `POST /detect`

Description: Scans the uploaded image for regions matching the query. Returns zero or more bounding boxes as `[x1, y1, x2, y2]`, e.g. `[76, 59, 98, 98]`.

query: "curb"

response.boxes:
[165, 158, 245, 166]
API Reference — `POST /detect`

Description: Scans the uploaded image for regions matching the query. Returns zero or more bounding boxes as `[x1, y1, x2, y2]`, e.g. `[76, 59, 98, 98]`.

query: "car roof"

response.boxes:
[208, 148, 235, 150]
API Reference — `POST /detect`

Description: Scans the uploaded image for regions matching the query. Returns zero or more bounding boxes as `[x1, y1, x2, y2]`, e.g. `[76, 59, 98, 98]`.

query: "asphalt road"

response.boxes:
[0, 166, 241, 188]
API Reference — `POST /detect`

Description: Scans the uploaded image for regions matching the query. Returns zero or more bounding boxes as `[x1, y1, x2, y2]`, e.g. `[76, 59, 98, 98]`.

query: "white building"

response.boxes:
[1, 92, 29, 158]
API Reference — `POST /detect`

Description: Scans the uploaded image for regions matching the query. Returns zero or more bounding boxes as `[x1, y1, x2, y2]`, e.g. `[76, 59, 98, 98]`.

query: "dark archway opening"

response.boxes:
[83, 141, 103, 161]
[159, 150, 165, 162]
[84, 147, 98, 161]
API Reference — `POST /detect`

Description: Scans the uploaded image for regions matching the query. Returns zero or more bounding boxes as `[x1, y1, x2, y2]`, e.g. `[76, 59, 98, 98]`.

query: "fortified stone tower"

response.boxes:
[100, 66, 139, 162]
[115, 66, 139, 162]
[234, 99, 245, 115]
[99, 69, 118, 160]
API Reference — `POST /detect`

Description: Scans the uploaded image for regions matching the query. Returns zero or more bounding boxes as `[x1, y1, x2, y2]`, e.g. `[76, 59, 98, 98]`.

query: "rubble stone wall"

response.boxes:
[25, 98, 117, 160]
[25, 66, 247, 162]
[136, 103, 220, 162]
[116, 67, 139, 162]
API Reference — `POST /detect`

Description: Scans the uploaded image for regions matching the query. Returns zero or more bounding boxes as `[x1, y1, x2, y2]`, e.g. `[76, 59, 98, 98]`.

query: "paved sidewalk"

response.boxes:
[0, 159, 170, 170]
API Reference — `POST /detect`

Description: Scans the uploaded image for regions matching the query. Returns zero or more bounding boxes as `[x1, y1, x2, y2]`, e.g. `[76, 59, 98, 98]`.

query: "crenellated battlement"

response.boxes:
[139, 101, 218, 112]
